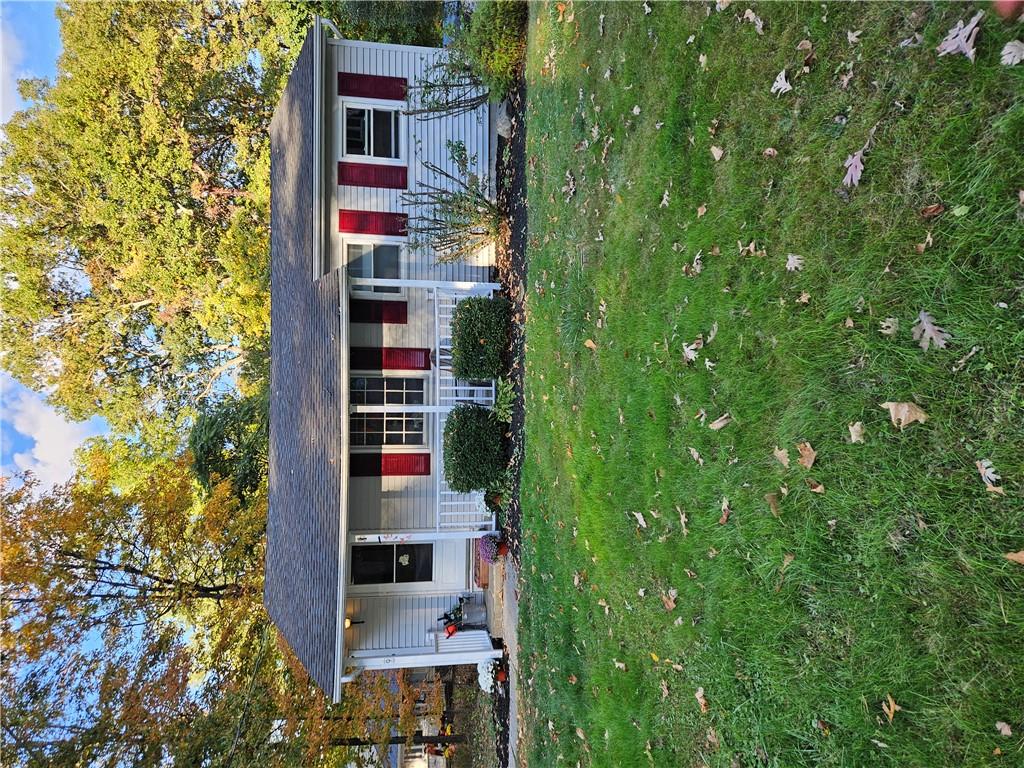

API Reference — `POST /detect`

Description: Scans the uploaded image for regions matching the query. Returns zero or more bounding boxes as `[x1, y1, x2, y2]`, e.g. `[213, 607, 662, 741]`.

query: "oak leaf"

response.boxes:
[805, 478, 825, 494]
[785, 254, 804, 272]
[796, 441, 816, 469]
[936, 11, 983, 62]
[911, 311, 951, 351]
[1001, 40, 1024, 66]
[710, 146, 724, 162]
[880, 401, 928, 430]
[743, 8, 764, 34]
[773, 446, 790, 467]
[848, 422, 865, 443]
[996, 721, 1013, 737]
[879, 318, 899, 337]
[718, 497, 731, 525]
[976, 459, 1005, 495]
[920, 203, 945, 219]
[764, 492, 780, 517]
[843, 149, 865, 187]
[661, 592, 676, 611]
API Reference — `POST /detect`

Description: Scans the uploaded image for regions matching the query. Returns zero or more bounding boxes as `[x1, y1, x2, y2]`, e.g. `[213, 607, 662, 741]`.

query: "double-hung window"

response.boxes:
[347, 242, 401, 295]
[350, 375, 426, 447]
[344, 106, 401, 160]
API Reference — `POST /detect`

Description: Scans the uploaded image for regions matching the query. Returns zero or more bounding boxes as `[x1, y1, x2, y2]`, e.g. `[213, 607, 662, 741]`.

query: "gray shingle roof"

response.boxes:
[265, 25, 346, 701]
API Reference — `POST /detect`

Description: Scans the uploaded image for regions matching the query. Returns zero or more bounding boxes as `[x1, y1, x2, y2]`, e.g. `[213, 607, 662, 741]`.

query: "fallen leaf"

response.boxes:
[699, 53, 708, 71]
[1006, 551, 1024, 566]
[770, 69, 792, 96]
[848, 422, 865, 444]
[613, 659, 627, 671]
[785, 253, 804, 272]
[805, 478, 825, 494]
[743, 8, 765, 34]
[773, 446, 790, 468]
[1002, 40, 1024, 66]
[936, 11, 983, 62]
[632, 104, 641, 115]
[843, 148, 866, 187]
[710, 145, 724, 162]
[765, 492, 780, 517]
[706, 727, 719, 748]
[584, 338, 598, 351]
[695, 687, 709, 713]
[797, 291, 811, 304]
[568, 673, 578, 684]
[661, 679, 670, 699]
[847, 29, 862, 44]
[633, 511, 648, 529]
[911, 310, 952, 351]
[796, 441, 817, 469]
[915, 231, 933, 254]
[763, 147, 778, 158]
[996, 721, 1013, 737]
[643, 0, 652, 14]
[689, 447, 704, 466]
[882, 693, 902, 724]
[684, 568, 697, 579]
[697, 203, 707, 218]
[844, 317, 855, 328]
[920, 203, 945, 219]
[880, 317, 899, 337]
[661, 592, 677, 611]
[796, 39, 813, 51]
[880, 401, 929, 430]
[718, 497, 731, 525]
[660, 189, 670, 208]
[708, 413, 732, 430]
[976, 459, 1005, 495]
[650, 652, 659, 662]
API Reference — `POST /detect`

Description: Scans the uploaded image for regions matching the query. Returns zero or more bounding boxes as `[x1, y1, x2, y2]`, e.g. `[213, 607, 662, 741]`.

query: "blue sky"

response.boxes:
[1, 2, 108, 487]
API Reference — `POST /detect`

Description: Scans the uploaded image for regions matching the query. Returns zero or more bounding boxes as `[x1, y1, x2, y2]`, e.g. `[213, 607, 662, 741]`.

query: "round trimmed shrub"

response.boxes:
[450, 296, 510, 380]
[443, 404, 506, 492]
[458, 0, 527, 100]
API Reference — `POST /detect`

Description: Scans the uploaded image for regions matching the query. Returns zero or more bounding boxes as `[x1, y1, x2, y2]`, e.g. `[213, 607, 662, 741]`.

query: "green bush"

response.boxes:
[457, 0, 527, 100]
[450, 296, 510, 380]
[443, 404, 506, 493]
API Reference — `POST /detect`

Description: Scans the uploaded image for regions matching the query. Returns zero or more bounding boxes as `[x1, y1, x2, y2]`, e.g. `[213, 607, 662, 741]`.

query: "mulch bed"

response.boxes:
[489, 647, 512, 768]
[495, 77, 528, 571]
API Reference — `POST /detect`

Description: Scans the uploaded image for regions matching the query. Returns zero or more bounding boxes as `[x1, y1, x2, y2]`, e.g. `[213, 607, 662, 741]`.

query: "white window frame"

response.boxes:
[342, 235, 407, 299]
[340, 97, 406, 166]
[349, 371, 430, 452]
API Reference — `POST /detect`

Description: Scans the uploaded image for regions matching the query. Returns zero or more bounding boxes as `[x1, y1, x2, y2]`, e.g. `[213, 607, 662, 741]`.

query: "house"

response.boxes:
[264, 18, 504, 704]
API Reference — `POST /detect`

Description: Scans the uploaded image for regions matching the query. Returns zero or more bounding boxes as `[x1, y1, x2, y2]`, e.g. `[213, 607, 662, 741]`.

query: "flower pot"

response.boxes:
[496, 668, 508, 683]
[496, 541, 509, 557]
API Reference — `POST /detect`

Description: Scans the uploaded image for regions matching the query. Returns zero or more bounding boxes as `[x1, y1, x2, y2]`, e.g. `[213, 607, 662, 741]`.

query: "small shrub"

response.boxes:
[451, 296, 510, 380]
[457, 0, 527, 100]
[443, 404, 506, 492]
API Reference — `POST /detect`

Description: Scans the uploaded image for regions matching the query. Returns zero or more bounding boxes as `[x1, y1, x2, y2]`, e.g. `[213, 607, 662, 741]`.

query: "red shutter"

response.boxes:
[339, 162, 407, 190]
[350, 300, 408, 324]
[351, 347, 431, 370]
[350, 453, 430, 477]
[338, 72, 407, 100]
[339, 210, 408, 236]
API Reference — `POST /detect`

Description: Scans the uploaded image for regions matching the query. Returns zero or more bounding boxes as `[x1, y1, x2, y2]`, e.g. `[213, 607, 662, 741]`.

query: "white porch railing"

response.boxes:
[346, 277, 501, 534]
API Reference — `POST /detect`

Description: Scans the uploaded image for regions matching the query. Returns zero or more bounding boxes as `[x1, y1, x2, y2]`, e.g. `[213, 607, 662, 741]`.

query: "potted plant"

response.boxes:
[478, 533, 508, 563]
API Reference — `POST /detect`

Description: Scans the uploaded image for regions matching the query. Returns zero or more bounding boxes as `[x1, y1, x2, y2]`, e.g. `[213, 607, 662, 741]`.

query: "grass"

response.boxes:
[516, 2, 1024, 766]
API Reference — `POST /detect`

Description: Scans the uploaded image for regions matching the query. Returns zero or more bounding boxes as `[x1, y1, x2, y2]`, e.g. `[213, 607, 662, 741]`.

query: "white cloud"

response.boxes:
[2, 377, 106, 488]
[1, 19, 25, 124]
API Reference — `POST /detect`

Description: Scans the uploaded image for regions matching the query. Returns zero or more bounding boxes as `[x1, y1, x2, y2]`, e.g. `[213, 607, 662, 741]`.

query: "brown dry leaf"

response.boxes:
[975, 459, 1004, 495]
[773, 446, 791, 468]
[879, 318, 899, 337]
[697, 203, 707, 218]
[1005, 551, 1024, 565]
[718, 497, 731, 525]
[633, 511, 648, 529]
[848, 422, 865, 444]
[996, 721, 1013, 737]
[695, 687, 709, 713]
[661, 592, 677, 611]
[765, 492, 780, 517]
[911, 310, 952, 351]
[936, 11, 983, 61]
[584, 338, 598, 351]
[920, 203, 945, 219]
[844, 317, 855, 328]
[805, 478, 825, 494]
[882, 693, 902, 724]
[613, 659, 627, 671]
[568, 674, 578, 684]
[915, 231, 933, 254]
[661, 679, 670, 699]
[880, 401, 929, 430]
[575, 727, 586, 741]
[796, 441, 817, 469]
[710, 145, 724, 162]
[763, 147, 778, 158]
[708, 412, 732, 430]
[689, 447, 704, 466]
[797, 291, 811, 304]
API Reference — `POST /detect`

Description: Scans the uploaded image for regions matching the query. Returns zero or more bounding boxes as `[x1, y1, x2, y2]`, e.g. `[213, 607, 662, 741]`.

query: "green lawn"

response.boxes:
[516, 2, 1024, 766]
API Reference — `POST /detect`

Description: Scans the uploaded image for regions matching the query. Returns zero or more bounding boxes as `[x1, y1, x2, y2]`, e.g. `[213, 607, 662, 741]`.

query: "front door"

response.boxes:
[348, 540, 468, 595]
